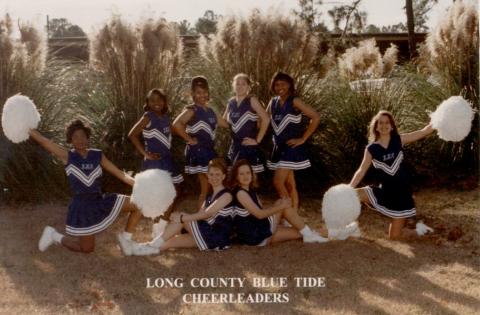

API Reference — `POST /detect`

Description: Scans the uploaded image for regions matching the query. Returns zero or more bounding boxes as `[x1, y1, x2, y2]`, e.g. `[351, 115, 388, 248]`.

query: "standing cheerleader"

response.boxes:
[350, 111, 434, 240]
[173, 76, 228, 209]
[267, 72, 320, 211]
[130, 158, 234, 255]
[31, 120, 142, 253]
[128, 88, 183, 232]
[230, 160, 328, 246]
[223, 73, 270, 173]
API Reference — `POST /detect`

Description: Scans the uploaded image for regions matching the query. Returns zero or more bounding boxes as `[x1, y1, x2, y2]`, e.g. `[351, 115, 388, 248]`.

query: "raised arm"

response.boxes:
[28, 129, 68, 164]
[100, 154, 134, 186]
[178, 193, 233, 223]
[400, 123, 434, 145]
[349, 149, 373, 188]
[237, 190, 288, 219]
[289, 97, 320, 148]
[250, 96, 270, 144]
[172, 108, 197, 144]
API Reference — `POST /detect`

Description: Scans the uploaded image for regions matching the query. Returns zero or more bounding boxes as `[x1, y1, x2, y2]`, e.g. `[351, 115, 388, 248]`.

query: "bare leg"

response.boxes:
[158, 184, 183, 222]
[197, 173, 209, 210]
[160, 234, 197, 250]
[355, 187, 371, 204]
[285, 171, 299, 210]
[281, 206, 306, 231]
[273, 168, 290, 198]
[120, 197, 142, 233]
[271, 226, 302, 243]
[61, 235, 95, 253]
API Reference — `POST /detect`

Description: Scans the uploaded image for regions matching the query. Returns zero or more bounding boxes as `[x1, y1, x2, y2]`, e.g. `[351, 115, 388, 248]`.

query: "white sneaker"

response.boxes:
[38, 226, 56, 251]
[132, 243, 160, 256]
[329, 222, 361, 240]
[303, 230, 329, 243]
[117, 233, 133, 256]
[416, 221, 434, 236]
[151, 219, 168, 238]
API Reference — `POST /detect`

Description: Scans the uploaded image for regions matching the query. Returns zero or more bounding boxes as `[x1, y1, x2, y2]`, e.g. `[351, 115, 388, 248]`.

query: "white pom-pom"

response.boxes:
[430, 96, 475, 142]
[322, 184, 361, 231]
[131, 169, 176, 218]
[1, 94, 41, 143]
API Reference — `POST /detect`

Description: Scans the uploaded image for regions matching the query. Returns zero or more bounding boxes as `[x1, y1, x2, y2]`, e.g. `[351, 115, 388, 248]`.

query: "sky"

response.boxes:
[0, 0, 469, 35]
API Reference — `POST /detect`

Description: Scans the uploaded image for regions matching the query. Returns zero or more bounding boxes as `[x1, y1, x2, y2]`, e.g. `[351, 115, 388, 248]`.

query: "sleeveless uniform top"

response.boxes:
[227, 97, 258, 143]
[65, 149, 103, 195]
[143, 111, 172, 156]
[270, 95, 304, 145]
[185, 104, 217, 148]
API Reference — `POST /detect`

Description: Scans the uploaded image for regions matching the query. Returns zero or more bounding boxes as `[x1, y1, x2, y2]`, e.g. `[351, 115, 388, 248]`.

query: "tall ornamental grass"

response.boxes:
[82, 17, 185, 177]
[0, 15, 71, 202]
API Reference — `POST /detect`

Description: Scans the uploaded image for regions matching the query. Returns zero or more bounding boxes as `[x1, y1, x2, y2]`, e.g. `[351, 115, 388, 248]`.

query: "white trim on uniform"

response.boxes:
[185, 165, 209, 174]
[267, 160, 311, 170]
[65, 165, 102, 187]
[65, 194, 126, 236]
[172, 174, 184, 184]
[190, 221, 209, 250]
[206, 206, 234, 225]
[372, 151, 404, 176]
[365, 186, 416, 218]
[142, 129, 172, 149]
[271, 113, 302, 136]
[186, 121, 215, 140]
[229, 111, 258, 133]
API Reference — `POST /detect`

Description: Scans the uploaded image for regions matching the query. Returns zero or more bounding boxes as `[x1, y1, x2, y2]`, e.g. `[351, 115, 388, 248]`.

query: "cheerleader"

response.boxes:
[172, 76, 229, 209]
[130, 158, 234, 255]
[231, 159, 328, 246]
[223, 73, 270, 173]
[31, 120, 142, 253]
[267, 72, 320, 211]
[350, 110, 434, 240]
[128, 88, 183, 233]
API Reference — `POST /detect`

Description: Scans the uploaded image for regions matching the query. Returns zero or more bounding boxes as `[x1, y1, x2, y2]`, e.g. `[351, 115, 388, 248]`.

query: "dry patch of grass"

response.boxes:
[0, 188, 478, 314]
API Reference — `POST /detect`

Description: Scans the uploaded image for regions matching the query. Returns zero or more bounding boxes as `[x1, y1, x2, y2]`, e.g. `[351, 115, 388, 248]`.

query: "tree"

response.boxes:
[47, 18, 85, 38]
[327, 0, 367, 35]
[195, 10, 218, 35]
[405, 0, 437, 57]
[177, 20, 194, 35]
[293, 0, 329, 33]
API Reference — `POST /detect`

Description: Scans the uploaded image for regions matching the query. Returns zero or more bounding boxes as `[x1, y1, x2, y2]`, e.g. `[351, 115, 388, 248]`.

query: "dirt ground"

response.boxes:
[0, 188, 478, 315]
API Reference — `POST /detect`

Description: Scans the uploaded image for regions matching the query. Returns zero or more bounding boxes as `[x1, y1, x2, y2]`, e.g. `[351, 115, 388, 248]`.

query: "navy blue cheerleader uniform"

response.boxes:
[189, 189, 234, 250]
[226, 97, 265, 173]
[267, 95, 311, 170]
[184, 104, 217, 174]
[65, 149, 126, 236]
[232, 188, 275, 246]
[365, 134, 416, 218]
[142, 111, 184, 184]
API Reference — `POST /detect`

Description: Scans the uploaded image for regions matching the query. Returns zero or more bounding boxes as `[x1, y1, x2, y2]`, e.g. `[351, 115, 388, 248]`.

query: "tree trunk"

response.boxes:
[406, 0, 416, 58]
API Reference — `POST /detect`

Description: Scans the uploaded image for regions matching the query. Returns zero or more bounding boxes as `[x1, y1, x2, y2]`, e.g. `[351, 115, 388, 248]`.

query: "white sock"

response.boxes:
[150, 236, 165, 248]
[299, 225, 313, 236]
[52, 229, 64, 243]
[122, 231, 133, 240]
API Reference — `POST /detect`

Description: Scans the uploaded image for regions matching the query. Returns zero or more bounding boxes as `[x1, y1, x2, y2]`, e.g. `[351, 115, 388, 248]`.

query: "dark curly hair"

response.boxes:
[269, 71, 295, 95]
[144, 88, 169, 114]
[228, 159, 258, 190]
[191, 75, 209, 91]
[65, 119, 92, 144]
